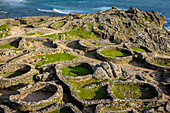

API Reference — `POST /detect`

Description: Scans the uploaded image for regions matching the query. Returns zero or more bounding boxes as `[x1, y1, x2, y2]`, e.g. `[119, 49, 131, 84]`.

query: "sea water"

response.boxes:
[0, 0, 170, 30]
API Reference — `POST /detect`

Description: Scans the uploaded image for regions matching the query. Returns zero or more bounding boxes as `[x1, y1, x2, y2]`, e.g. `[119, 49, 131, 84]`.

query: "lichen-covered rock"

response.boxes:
[109, 62, 122, 79]
[100, 62, 113, 78]
[166, 102, 170, 112]
[92, 67, 109, 80]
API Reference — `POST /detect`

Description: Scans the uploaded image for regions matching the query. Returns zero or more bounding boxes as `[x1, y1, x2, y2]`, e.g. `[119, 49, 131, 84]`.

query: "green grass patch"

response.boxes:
[41, 33, 71, 40]
[27, 32, 44, 36]
[154, 62, 170, 66]
[0, 24, 11, 39]
[0, 43, 14, 49]
[83, 42, 107, 47]
[101, 106, 126, 113]
[100, 50, 130, 57]
[66, 27, 100, 40]
[67, 78, 109, 100]
[157, 51, 170, 56]
[130, 47, 147, 52]
[61, 66, 92, 77]
[144, 17, 152, 23]
[112, 83, 155, 99]
[1, 70, 25, 78]
[35, 53, 76, 68]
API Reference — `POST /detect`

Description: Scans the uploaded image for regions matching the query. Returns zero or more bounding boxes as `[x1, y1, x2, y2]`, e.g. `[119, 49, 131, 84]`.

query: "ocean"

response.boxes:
[0, 0, 170, 30]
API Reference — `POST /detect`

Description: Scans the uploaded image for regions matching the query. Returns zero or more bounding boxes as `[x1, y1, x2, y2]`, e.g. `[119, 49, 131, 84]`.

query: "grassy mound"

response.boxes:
[100, 50, 130, 57]
[61, 66, 92, 77]
[112, 83, 155, 99]
[130, 47, 147, 52]
[67, 78, 109, 100]
[35, 53, 76, 68]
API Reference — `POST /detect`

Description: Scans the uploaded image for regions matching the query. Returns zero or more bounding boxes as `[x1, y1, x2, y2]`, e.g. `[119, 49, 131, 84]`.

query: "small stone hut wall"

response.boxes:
[145, 57, 170, 70]
[9, 82, 63, 111]
[0, 63, 35, 89]
[96, 46, 133, 63]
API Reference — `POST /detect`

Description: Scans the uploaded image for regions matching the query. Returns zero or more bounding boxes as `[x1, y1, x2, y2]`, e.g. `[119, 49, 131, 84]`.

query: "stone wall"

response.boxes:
[9, 82, 63, 111]
[31, 103, 82, 113]
[55, 61, 94, 81]
[124, 43, 156, 60]
[107, 79, 162, 102]
[145, 57, 170, 70]
[96, 46, 133, 63]
[0, 63, 35, 89]
[78, 39, 115, 52]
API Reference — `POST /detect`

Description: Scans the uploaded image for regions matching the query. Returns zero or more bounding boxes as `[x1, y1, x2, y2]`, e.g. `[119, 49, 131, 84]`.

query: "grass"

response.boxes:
[1, 70, 25, 78]
[41, 33, 71, 40]
[83, 42, 107, 47]
[66, 27, 100, 40]
[0, 43, 14, 49]
[157, 51, 170, 56]
[0, 24, 11, 39]
[154, 62, 170, 66]
[101, 106, 126, 113]
[35, 53, 76, 68]
[100, 50, 130, 57]
[130, 47, 147, 52]
[61, 66, 92, 77]
[27, 32, 44, 36]
[112, 83, 155, 99]
[67, 78, 109, 100]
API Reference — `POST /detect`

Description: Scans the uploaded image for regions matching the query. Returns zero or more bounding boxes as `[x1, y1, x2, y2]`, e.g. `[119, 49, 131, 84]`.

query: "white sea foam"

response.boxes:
[0, 11, 7, 14]
[38, 8, 71, 14]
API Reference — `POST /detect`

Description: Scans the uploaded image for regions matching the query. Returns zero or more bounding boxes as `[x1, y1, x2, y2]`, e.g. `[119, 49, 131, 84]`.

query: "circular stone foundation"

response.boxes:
[9, 82, 63, 111]
[108, 80, 162, 102]
[0, 63, 35, 89]
[145, 57, 170, 70]
[96, 46, 133, 63]
[78, 39, 114, 52]
[56, 60, 94, 81]
[129, 45, 155, 60]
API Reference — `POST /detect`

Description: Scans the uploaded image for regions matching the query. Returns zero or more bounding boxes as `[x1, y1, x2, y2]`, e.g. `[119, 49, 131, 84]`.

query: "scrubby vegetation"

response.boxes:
[100, 50, 130, 57]
[27, 32, 44, 36]
[61, 66, 92, 77]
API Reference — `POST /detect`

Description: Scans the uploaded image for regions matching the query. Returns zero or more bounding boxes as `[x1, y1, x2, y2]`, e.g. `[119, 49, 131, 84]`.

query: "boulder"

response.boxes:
[137, 52, 148, 60]
[128, 7, 140, 14]
[92, 67, 109, 80]
[100, 62, 114, 78]
[35, 72, 50, 82]
[109, 62, 122, 79]
[166, 102, 170, 112]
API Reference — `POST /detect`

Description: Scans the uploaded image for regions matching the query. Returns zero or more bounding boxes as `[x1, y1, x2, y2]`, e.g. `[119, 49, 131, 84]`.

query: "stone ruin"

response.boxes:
[96, 46, 134, 63]
[0, 35, 169, 112]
